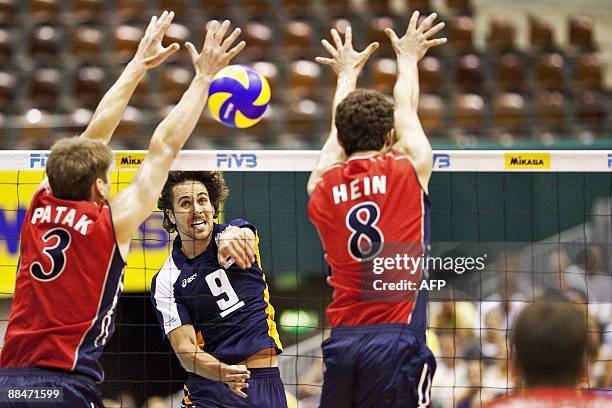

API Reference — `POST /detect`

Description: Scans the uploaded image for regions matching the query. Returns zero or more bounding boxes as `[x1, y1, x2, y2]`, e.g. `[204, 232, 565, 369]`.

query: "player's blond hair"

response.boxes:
[46, 137, 113, 201]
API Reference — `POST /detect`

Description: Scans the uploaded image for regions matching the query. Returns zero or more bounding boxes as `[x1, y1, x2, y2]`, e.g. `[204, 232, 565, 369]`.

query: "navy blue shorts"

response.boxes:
[0, 367, 102, 408]
[320, 324, 436, 408]
[183, 367, 287, 408]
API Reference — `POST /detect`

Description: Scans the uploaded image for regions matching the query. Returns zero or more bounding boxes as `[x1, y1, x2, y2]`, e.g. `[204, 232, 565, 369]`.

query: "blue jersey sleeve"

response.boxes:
[228, 218, 257, 233]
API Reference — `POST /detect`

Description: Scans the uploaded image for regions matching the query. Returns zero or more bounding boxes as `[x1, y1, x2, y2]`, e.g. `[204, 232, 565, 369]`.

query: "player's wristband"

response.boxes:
[224, 256, 235, 268]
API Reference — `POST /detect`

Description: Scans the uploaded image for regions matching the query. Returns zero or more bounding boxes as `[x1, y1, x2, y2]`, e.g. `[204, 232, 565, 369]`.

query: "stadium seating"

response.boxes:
[0, 0, 17, 25]
[368, 17, 395, 57]
[371, 58, 396, 95]
[30, 68, 62, 111]
[453, 93, 484, 131]
[447, 16, 475, 53]
[29, 25, 62, 60]
[243, 21, 274, 61]
[496, 53, 526, 93]
[535, 91, 566, 131]
[535, 53, 566, 91]
[162, 23, 191, 63]
[494, 93, 526, 131]
[160, 66, 192, 105]
[0, 0, 608, 148]
[419, 56, 445, 95]
[113, 24, 144, 63]
[488, 19, 517, 53]
[72, 26, 105, 62]
[574, 54, 602, 90]
[568, 16, 595, 52]
[30, 0, 60, 23]
[529, 16, 557, 52]
[419, 94, 446, 133]
[0, 71, 16, 112]
[0, 28, 14, 61]
[72, 0, 103, 24]
[455, 54, 484, 93]
[73, 66, 106, 109]
[284, 19, 315, 58]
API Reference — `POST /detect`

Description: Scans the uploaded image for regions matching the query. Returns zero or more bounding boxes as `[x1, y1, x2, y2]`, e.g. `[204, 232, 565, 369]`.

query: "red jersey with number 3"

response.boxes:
[0, 187, 126, 382]
[308, 149, 430, 330]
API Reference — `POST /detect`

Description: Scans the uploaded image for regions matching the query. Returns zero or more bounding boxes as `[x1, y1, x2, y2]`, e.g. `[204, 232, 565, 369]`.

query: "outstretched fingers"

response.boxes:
[407, 10, 419, 33]
[424, 21, 445, 39]
[362, 41, 380, 58]
[330, 28, 343, 49]
[345, 25, 353, 46]
[214, 20, 231, 43]
[205, 20, 219, 45]
[427, 37, 447, 48]
[418, 12, 438, 33]
[222, 27, 242, 51]
[321, 39, 338, 56]
[185, 41, 199, 65]
[384, 27, 400, 43]
[315, 56, 335, 65]
[226, 40, 246, 60]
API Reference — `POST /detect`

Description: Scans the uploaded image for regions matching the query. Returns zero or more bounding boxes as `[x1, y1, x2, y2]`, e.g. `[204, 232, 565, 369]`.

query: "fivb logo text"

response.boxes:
[30, 153, 49, 169]
[432, 153, 450, 169]
[608, 153, 612, 168]
[216, 153, 257, 169]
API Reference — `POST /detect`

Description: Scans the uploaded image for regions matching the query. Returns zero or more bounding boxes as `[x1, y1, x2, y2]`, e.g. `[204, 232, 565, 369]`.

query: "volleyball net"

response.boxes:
[0, 150, 610, 407]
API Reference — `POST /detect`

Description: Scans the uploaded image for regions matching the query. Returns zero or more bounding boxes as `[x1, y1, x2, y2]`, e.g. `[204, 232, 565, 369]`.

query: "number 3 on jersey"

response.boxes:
[346, 202, 384, 261]
[30, 228, 71, 282]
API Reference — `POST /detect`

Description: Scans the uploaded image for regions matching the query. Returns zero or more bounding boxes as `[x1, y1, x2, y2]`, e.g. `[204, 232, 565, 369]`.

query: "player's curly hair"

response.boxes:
[157, 171, 229, 233]
[335, 89, 394, 156]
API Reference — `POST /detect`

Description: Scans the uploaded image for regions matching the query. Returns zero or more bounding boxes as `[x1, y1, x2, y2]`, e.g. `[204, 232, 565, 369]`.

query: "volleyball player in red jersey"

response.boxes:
[308, 11, 446, 407]
[0, 14, 248, 407]
[484, 301, 611, 408]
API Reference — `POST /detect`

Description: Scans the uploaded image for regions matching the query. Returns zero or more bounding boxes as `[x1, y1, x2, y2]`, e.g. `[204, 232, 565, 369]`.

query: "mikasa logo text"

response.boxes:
[504, 153, 550, 169]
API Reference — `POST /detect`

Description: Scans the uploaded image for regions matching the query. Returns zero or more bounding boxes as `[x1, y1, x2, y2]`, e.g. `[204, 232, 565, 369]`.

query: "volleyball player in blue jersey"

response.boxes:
[151, 171, 285, 408]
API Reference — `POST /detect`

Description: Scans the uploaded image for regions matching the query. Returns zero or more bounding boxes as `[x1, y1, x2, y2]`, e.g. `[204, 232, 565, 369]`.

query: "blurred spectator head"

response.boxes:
[512, 301, 587, 387]
[574, 247, 602, 275]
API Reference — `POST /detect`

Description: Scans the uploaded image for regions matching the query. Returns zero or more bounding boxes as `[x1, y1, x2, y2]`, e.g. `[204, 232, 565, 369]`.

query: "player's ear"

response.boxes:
[166, 209, 176, 225]
[509, 356, 522, 386]
[385, 128, 396, 148]
[92, 177, 107, 201]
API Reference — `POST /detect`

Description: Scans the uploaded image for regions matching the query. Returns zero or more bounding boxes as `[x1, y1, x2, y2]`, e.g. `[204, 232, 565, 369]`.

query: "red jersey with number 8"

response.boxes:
[0, 187, 125, 382]
[308, 150, 430, 331]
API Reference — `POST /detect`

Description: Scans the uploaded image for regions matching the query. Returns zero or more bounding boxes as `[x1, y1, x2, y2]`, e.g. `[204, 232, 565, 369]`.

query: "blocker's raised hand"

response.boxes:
[133, 10, 180, 70]
[315, 26, 379, 76]
[186, 20, 246, 79]
[385, 11, 447, 61]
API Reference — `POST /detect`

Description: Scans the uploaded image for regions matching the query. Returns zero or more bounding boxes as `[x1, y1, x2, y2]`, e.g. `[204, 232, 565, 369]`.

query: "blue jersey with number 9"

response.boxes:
[151, 220, 282, 365]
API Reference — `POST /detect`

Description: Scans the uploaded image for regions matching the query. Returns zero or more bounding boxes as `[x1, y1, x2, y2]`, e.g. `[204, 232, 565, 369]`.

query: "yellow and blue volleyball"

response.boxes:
[207, 65, 271, 128]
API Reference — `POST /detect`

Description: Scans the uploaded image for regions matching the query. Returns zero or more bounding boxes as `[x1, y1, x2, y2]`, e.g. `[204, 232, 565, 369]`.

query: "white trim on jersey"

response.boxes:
[71, 244, 117, 371]
[417, 363, 432, 408]
[153, 256, 184, 335]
